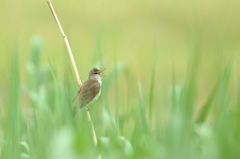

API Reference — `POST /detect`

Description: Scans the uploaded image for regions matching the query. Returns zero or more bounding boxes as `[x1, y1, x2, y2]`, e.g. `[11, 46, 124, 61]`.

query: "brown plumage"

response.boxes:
[72, 68, 106, 116]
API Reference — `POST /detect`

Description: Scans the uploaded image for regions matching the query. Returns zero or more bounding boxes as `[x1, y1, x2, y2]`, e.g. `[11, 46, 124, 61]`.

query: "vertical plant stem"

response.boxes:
[46, 0, 99, 148]
[46, 0, 81, 87]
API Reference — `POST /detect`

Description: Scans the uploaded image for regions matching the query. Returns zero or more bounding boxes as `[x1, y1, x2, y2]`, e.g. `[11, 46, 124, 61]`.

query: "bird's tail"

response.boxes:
[72, 88, 81, 103]
[72, 93, 78, 103]
[72, 105, 77, 117]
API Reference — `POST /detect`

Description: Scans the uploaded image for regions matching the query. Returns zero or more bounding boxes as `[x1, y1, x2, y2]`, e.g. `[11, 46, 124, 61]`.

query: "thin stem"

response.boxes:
[46, 0, 81, 87]
[46, 0, 99, 148]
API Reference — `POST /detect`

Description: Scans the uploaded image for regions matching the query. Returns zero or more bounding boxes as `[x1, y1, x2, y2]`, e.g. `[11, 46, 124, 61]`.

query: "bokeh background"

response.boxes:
[0, 0, 240, 159]
[1, 0, 239, 93]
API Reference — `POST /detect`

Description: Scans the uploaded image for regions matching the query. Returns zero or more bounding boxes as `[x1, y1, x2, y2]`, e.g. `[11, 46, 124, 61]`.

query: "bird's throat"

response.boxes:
[96, 78, 102, 86]
[89, 76, 102, 85]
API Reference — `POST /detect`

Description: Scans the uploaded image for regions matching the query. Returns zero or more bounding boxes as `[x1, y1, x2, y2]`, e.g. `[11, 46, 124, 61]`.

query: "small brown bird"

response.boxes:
[72, 68, 106, 116]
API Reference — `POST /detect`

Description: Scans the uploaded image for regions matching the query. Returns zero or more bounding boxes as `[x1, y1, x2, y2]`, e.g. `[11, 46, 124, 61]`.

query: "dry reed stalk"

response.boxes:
[45, 1, 100, 156]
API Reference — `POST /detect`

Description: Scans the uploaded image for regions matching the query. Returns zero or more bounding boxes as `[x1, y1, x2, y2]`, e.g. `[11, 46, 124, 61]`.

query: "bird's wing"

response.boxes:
[79, 79, 100, 108]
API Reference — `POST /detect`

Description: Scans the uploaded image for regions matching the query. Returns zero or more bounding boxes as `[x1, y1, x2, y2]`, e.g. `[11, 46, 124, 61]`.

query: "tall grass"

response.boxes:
[0, 37, 239, 159]
[0, 0, 240, 158]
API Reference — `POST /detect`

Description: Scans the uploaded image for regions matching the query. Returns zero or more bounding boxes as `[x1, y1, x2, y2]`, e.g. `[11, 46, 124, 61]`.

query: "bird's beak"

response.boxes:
[100, 69, 106, 72]
[99, 69, 107, 77]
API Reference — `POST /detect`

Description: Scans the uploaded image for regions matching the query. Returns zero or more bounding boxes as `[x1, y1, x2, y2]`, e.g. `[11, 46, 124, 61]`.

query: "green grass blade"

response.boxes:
[138, 82, 149, 135]
[196, 61, 232, 123]
[148, 64, 155, 120]
[3, 52, 21, 159]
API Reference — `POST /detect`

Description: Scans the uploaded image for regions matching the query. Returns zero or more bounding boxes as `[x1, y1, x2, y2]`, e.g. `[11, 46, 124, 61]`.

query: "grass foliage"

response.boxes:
[0, 37, 239, 159]
[0, 1, 240, 159]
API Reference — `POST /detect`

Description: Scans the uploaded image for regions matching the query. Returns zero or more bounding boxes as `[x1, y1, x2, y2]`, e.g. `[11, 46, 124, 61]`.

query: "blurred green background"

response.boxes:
[0, 0, 240, 159]
[0, 0, 240, 97]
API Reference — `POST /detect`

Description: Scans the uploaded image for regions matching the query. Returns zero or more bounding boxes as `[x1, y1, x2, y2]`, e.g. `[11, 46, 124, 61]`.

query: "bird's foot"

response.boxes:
[85, 106, 90, 112]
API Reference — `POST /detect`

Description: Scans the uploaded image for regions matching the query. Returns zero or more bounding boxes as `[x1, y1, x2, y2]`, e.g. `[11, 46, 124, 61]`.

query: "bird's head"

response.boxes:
[89, 68, 106, 80]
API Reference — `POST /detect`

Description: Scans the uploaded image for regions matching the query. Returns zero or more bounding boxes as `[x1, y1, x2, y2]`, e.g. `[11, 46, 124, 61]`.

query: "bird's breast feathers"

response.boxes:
[90, 79, 101, 102]
[92, 89, 101, 103]
[79, 79, 101, 106]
